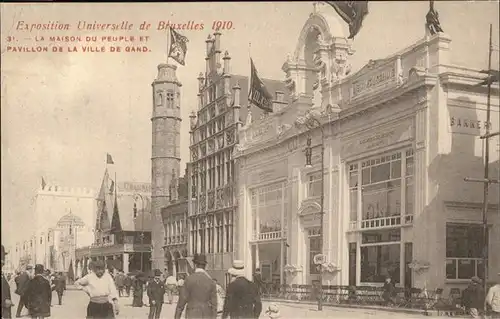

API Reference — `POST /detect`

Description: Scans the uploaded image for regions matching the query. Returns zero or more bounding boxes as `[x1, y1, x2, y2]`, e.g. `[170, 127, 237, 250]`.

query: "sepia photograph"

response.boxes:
[1, 1, 499, 318]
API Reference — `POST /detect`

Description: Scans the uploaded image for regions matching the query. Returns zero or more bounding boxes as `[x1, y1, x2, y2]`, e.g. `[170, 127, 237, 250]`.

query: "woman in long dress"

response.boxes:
[132, 273, 145, 307]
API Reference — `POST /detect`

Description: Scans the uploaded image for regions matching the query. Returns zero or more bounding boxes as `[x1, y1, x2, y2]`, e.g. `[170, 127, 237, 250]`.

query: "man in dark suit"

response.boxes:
[24, 264, 52, 319]
[54, 272, 66, 305]
[174, 254, 217, 319]
[223, 260, 262, 319]
[2, 245, 14, 318]
[15, 265, 33, 318]
[147, 269, 165, 319]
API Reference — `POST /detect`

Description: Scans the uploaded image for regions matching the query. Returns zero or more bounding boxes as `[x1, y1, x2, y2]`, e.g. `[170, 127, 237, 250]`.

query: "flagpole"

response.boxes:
[166, 25, 171, 64]
[248, 42, 252, 111]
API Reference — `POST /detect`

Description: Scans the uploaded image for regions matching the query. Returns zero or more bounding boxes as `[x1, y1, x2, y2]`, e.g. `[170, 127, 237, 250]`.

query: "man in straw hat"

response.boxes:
[1, 245, 14, 318]
[174, 253, 218, 319]
[222, 260, 262, 319]
[486, 272, 500, 318]
[75, 260, 120, 318]
[147, 269, 166, 319]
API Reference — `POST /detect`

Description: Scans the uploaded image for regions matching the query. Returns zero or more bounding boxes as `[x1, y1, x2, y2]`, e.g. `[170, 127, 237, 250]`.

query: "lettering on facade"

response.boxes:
[448, 106, 498, 136]
[249, 164, 287, 185]
[352, 66, 396, 97]
[120, 182, 151, 193]
[342, 121, 412, 158]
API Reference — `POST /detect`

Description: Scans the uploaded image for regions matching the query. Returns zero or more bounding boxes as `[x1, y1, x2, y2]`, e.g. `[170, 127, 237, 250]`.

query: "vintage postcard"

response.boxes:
[1, 1, 499, 318]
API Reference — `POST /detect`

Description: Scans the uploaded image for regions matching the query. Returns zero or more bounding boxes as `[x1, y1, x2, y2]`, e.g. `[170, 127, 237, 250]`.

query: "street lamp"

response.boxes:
[294, 106, 332, 311]
[133, 194, 146, 272]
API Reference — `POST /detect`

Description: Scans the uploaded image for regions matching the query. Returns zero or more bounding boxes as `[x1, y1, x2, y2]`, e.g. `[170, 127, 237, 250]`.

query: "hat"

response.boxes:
[193, 254, 207, 266]
[153, 269, 162, 277]
[471, 276, 482, 284]
[265, 303, 281, 318]
[228, 260, 245, 277]
[35, 264, 45, 274]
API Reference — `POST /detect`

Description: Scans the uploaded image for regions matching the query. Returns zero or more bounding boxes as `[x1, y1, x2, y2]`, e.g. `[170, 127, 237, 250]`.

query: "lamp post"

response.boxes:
[295, 107, 331, 311]
[134, 194, 146, 272]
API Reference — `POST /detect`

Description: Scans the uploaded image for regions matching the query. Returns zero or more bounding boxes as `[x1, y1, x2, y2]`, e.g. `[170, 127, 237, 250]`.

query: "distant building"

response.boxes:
[187, 31, 289, 283]
[161, 169, 189, 278]
[11, 182, 96, 272]
[75, 170, 152, 276]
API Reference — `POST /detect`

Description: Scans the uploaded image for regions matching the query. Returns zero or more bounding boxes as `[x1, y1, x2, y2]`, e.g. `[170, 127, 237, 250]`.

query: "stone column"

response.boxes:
[123, 253, 129, 274]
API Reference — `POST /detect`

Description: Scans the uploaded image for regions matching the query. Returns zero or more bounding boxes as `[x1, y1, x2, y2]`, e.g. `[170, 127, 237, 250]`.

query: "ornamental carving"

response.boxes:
[208, 139, 215, 153]
[200, 143, 207, 157]
[226, 112, 234, 124]
[284, 264, 303, 275]
[191, 149, 198, 161]
[277, 124, 292, 139]
[218, 135, 225, 149]
[217, 100, 226, 113]
[208, 190, 215, 210]
[216, 189, 223, 209]
[408, 260, 430, 274]
[321, 262, 341, 274]
[200, 194, 207, 212]
[226, 130, 235, 145]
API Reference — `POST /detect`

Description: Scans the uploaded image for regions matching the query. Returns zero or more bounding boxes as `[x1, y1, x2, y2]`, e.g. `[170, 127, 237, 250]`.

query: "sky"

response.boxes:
[1, 1, 499, 246]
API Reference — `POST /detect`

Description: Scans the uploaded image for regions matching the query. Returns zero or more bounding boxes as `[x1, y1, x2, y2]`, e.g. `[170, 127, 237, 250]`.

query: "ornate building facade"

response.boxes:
[151, 62, 182, 269]
[235, 5, 499, 295]
[187, 32, 289, 283]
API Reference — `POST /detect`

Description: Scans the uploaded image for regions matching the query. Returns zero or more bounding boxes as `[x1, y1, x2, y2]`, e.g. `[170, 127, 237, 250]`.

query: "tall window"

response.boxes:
[306, 172, 322, 198]
[166, 90, 174, 108]
[309, 228, 321, 275]
[216, 213, 223, 253]
[250, 182, 288, 239]
[224, 211, 233, 252]
[349, 164, 359, 222]
[360, 229, 401, 283]
[446, 223, 488, 280]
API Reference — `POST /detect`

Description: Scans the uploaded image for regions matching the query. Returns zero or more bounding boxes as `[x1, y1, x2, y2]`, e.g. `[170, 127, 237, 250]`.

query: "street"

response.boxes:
[8, 286, 438, 319]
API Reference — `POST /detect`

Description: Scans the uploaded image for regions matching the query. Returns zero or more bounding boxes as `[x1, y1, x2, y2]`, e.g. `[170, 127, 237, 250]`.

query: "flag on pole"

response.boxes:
[168, 28, 189, 66]
[106, 153, 114, 164]
[248, 58, 274, 113]
[41, 177, 46, 189]
[325, 1, 369, 39]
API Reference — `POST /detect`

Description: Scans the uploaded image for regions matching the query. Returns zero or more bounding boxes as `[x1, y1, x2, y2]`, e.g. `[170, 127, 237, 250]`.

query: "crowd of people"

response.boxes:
[1, 245, 68, 318]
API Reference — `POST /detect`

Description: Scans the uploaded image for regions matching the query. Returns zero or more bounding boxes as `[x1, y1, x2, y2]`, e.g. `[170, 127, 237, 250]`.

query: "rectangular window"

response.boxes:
[360, 244, 400, 283]
[306, 172, 322, 198]
[446, 223, 488, 280]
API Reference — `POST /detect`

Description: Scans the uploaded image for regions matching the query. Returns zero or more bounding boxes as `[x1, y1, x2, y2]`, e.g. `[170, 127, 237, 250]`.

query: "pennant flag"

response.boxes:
[477, 69, 500, 86]
[248, 58, 274, 113]
[41, 177, 47, 189]
[325, 1, 369, 39]
[111, 191, 122, 233]
[426, 0, 443, 35]
[106, 153, 114, 164]
[168, 27, 189, 66]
